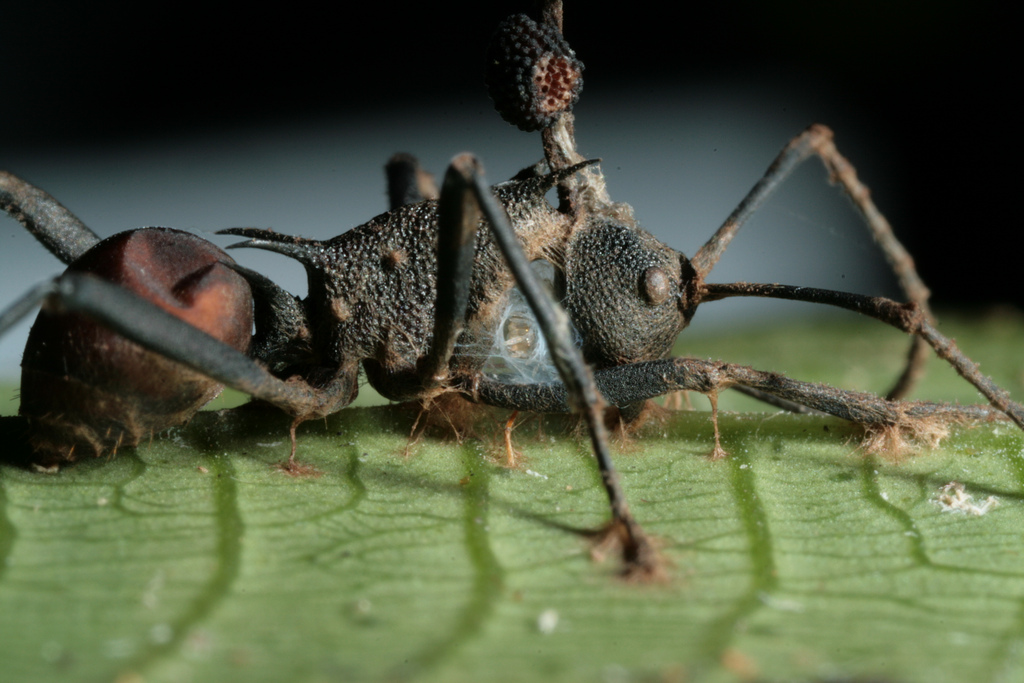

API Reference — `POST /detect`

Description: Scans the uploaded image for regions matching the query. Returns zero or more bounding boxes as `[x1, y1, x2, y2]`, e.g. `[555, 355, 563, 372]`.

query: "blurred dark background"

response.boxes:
[0, 1, 1017, 325]
[3, 1, 1015, 304]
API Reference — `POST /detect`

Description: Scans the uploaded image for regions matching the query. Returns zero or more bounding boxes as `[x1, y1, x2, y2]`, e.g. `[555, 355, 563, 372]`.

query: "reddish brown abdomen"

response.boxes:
[20, 228, 253, 465]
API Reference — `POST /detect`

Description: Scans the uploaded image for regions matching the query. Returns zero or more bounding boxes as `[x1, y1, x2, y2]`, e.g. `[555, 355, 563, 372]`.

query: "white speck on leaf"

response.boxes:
[537, 608, 559, 634]
[935, 481, 998, 516]
[757, 592, 804, 612]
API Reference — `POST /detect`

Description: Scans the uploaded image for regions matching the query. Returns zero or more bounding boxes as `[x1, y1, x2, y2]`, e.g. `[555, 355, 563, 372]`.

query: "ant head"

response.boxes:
[563, 220, 695, 367]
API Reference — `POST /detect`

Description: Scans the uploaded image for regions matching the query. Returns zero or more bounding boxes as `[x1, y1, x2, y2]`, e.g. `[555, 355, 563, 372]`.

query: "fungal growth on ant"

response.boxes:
[479, 259, 577, 386]
[485, 13, 584, 133]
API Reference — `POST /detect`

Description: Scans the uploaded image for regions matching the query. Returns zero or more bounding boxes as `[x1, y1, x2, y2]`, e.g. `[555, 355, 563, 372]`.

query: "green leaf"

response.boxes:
[1, 314, 1023, 682]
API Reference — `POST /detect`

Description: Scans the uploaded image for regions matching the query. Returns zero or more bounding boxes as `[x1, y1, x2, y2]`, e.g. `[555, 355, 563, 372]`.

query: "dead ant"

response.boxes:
[2, 1, 1022, 579]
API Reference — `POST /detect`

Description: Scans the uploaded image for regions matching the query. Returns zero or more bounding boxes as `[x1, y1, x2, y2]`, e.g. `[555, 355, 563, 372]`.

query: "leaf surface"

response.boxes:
[1, 315, 1023, 682]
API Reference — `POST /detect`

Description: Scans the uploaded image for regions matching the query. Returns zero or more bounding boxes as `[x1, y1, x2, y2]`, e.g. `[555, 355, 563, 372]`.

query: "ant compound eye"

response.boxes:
[642, 267, 671, 305]
[485, 14, 584, 132]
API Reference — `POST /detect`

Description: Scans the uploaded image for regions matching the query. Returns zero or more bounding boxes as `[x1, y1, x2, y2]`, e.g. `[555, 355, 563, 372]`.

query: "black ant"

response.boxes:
[1, 2, 1022, 579]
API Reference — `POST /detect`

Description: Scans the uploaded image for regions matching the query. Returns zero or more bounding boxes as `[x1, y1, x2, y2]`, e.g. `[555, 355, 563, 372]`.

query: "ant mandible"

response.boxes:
[2, 2, 1022, 580]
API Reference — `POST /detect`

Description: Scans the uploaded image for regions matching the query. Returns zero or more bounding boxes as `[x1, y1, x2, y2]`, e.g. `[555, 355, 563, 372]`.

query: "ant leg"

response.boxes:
[690, 125, 932, 400]
[503, 410, 522, 466]
[452, 154, 660, 579]
[633, 359, 1011, 449]
[656, 359, 1012, 438]
[703, 282, 1024, 429]
[730, 386, 820, 415]
[385, 153, 438, 210]
[1, 171, 101, 263]
[473, 358, 1011, 454]
[706, 390, 727, 460]
[415, 157, 483, 392]
[0, 282, 58, 337]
